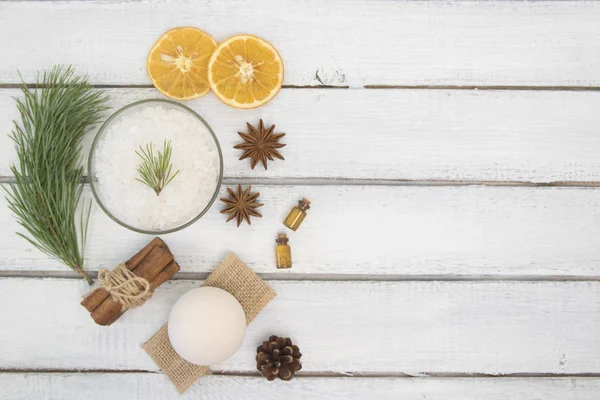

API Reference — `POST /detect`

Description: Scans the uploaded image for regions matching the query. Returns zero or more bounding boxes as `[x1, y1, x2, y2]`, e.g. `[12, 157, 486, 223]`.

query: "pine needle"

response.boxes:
[4, 66, 108, 285]
[135, 140, 180, 196]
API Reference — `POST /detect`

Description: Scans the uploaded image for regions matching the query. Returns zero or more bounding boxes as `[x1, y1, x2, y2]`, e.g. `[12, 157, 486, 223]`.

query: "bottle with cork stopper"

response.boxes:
[275, 233, 292, 269]
[283, 198, 311, 231]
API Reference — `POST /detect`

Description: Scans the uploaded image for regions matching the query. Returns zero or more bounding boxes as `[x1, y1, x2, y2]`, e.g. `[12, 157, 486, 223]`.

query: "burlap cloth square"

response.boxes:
[142, 253, 276, 393]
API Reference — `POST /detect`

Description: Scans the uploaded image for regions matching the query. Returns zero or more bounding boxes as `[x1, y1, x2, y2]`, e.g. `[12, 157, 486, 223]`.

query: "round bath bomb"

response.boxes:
[168, 287, 246, 365]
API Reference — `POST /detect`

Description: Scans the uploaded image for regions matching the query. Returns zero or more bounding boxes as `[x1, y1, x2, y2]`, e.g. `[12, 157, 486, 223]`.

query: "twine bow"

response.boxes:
[98, 263, 153, 310]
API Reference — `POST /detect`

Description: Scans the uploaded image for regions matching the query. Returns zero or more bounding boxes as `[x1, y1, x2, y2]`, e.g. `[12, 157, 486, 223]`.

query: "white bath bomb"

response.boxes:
[168, 287, 246, 365]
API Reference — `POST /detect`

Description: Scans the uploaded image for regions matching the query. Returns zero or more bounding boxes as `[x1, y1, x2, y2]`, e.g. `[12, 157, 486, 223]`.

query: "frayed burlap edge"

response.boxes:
[142, 253, 276, 393]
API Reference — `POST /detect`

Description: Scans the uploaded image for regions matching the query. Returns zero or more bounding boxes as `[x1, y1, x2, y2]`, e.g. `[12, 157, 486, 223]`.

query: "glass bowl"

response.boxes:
[88, 99, 223, 234]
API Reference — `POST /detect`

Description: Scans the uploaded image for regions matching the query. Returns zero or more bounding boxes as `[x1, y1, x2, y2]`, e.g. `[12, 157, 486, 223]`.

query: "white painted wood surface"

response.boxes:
[2, 279, 600, 373]
[2, 374, 599, 400]
[1, 1, 600, 87]
[1, 0, 599, 397]
[2, 88, 600, 182]
[3, 184, 600, 277]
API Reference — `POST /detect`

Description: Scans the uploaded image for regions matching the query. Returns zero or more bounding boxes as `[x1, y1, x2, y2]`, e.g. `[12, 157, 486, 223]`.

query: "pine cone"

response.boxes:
[256, 335, 302, 381]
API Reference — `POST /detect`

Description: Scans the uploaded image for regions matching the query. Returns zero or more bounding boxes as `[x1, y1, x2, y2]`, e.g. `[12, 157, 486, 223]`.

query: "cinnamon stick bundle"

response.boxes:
[81, 237, 180, 326]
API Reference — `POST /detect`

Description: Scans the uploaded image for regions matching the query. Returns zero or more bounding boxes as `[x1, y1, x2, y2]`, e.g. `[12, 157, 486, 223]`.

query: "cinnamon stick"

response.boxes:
[150, 261, 181, 290]
[131, 246, 174, 281]
[104, 260, 181, 326]
[81, 237, 179, 326]
[80, 288, 111, 313]
[90, 247, 173, 326]
[128, 237, 167, 268]
[81, 237, 167, 313]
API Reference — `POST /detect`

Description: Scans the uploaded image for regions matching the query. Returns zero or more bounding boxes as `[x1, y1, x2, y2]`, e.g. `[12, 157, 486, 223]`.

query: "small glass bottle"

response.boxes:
[275, 233, 292, 269]
[283, 198, 311, 231]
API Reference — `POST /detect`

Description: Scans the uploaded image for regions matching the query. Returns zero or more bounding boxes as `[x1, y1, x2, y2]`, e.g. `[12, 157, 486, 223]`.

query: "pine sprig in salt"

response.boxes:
[135, 140, 181, 195]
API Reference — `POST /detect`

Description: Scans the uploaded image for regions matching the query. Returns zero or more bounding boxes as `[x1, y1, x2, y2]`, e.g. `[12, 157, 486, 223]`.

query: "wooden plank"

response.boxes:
[1, 1, 600, 87]
[3, 184, 600, 277]
[1, 374, 599, 400]
[2, 88, 600, 183]
[1, 279, 599, 373]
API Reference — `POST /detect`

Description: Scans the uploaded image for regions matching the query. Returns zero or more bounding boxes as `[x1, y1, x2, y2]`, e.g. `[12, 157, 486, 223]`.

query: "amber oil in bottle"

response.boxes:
[283, 198, 311, 231]
[275, 233, 292, 269]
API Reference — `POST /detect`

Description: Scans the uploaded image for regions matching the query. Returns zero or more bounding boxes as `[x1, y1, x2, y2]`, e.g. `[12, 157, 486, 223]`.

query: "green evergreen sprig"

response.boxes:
[135, 140, 180, 196]
[4, 66, 108, 285]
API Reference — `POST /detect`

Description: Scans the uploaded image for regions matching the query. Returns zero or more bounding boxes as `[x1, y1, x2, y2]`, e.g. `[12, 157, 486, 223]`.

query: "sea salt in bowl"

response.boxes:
[89, 99, 223, 234]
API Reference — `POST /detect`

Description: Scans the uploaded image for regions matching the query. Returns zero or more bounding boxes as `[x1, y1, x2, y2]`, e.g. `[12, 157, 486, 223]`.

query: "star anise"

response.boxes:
[234, 119, 286, 170]
[220, 185, 264, 226]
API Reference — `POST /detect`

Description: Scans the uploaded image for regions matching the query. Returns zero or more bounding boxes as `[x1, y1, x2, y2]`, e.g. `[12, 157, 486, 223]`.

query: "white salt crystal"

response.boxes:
[93, 104, 220, 231]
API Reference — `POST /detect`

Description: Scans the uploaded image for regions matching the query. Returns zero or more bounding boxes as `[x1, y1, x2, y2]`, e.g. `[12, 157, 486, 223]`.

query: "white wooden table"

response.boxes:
[2, 1, 600, 399]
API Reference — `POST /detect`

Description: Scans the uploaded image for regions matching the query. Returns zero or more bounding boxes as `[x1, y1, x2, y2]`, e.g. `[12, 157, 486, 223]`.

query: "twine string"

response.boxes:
[98, 263, 153, 310]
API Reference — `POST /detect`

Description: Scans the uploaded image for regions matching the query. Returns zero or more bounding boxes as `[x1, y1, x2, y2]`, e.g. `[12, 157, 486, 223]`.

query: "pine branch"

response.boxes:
[4, 66, 108, 285]
[135, 140, 180, 195]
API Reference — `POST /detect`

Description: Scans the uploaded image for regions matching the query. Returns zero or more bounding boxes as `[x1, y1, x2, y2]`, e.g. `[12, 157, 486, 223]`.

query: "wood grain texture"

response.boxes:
[2, 88, 600, 183]
[2, 374, 599, 400]
[0, 185, 600, 277]
[1, 1, 600, 87]
[1, 278, 599, 373]
[3, 184, 600, 277]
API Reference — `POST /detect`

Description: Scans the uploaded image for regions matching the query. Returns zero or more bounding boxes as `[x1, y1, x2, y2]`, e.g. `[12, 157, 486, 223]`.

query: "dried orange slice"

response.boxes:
[208, 35, 284, 109]
[147, 27, 217, 100]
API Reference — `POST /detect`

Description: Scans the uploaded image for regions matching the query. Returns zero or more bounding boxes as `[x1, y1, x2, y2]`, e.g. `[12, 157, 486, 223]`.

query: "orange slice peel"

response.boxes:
[147, 27, 217, 100]
[208, 34, 284, 109]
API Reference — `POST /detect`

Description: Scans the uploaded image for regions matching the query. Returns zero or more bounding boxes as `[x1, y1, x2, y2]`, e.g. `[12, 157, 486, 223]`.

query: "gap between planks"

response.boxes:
[3, 176, 600, 188]
[363, 85, 600, 92]
[0, 84, 348, 89]
[1, 271, 599, 282]
[1, 369, 600, 379]
[2, 84, 600, 91]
